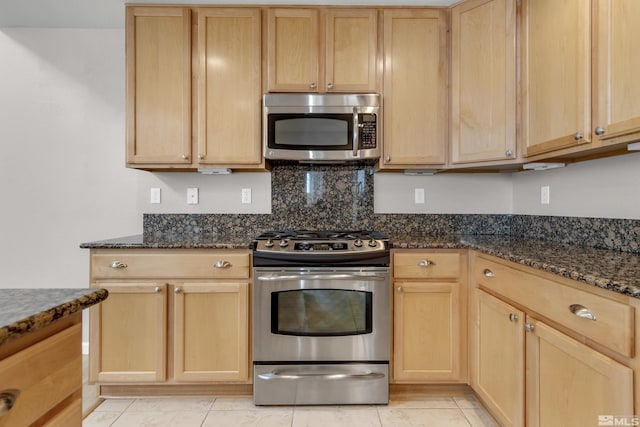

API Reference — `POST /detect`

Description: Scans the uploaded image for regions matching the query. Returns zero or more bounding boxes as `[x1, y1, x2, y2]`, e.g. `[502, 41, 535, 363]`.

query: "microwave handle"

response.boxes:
[353, 107, 359, 157]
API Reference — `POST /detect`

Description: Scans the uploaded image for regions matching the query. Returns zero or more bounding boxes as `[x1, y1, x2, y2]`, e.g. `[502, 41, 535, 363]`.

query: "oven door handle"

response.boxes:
[257, 273, 387, 281]
[257, 371, 385, 381]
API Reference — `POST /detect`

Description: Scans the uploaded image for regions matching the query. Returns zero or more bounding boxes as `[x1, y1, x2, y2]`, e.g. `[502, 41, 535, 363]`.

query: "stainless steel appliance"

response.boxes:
[252, 230, 390, 405]
[263, 94, 380, 163]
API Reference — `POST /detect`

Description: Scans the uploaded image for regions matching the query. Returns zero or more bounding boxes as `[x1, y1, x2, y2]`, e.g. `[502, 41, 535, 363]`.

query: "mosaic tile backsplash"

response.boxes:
[143, 163, 640, 254]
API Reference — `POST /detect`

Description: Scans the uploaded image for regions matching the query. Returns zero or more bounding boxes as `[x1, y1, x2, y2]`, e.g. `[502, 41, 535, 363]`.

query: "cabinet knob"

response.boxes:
[327, 83, 333, 91]
[524, 322, 535, 332]
[569, 304, 596, 321]
[310, 83, 317, 90]
[110, 261, 128, 269]
[214, 260, 232, 269]
[174, 287, 182, 294]
[0, 390, 20, 415]
[574, 132, 583, 141]
[396, 286, 403, 293]
[505, 149, 513, 157]
[509, 313, 518, 322]
[385, 156, 391, 162]
[417, 259, 434, 267]
[594, 127, 606, 136]
[483, 269, 495, 277]
[154, 286, 161, 294]
[182, 154, 188, 160]
[198, 154, 204, 160]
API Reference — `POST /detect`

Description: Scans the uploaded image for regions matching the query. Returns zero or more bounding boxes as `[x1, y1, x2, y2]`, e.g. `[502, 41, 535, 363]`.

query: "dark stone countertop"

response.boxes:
[80, 233, 640, 299]
[0, 288, 109, 346]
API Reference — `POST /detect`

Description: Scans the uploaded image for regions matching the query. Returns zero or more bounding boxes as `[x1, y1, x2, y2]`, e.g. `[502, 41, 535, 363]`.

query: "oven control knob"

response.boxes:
[368, 239, 378, 247]
[278, 239, 289, 248]
[354, 239, 363, 247]
[264, 239, 274, 248]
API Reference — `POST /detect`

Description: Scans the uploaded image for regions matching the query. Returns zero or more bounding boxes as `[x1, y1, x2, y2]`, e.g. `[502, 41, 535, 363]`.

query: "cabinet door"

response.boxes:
[393, 282, 462, 382]
[382, 10, 447, 168]
[526, 318, 634, 427]
[195, 8, 262, 167]
[325, 9, 378, 93]
[126, 7, 191, 165]
[474, 290, 524, 427]
[173, 282, 249, 382]
[593, 0, 640, 142]
[450, 0, 516, 164]
[521, 0, 591, 157]
[89, 283, 167, 382]
[267, 8, 320, 92]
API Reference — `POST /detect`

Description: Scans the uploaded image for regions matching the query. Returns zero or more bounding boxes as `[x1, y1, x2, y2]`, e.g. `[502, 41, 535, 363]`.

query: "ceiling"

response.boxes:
[0, 0, 458, 28]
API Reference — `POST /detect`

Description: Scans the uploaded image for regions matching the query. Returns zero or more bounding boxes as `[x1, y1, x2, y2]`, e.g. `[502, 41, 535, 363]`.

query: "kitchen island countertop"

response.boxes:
[81, 233, 640, 299]
[0, 288, 108, 346]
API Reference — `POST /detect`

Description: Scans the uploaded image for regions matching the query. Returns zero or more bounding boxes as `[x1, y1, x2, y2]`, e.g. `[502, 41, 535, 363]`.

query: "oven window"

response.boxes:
[271, 289, 372, 336]
[268, 114, 352, 149]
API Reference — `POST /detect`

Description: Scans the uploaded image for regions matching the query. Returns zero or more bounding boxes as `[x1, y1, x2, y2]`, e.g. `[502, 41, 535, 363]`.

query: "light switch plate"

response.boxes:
[187, 187, 199, 204]
[414, 188, 425, 204]
[150, 188, 161, 204]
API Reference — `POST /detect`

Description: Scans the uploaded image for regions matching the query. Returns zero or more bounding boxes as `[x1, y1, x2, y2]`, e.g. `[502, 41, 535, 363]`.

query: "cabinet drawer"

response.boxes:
[474, 256, 634, 358]
[394, 252, 461, 279]
[92, 251, 250, 279]
[0, 324, 82, 427]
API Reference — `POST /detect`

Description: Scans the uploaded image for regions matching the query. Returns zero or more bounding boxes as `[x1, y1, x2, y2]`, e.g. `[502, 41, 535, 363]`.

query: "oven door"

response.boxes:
[253, 267, 390, 362]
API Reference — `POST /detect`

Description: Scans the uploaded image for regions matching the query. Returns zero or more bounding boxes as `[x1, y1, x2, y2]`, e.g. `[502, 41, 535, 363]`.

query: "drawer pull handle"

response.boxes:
[418, 260, 434, 267]
[569, 304, 596, 321]
[483, 269, 495, 277]
[509, 313, 518, 322]
[0, 390, 20, 416]
[214, 260, 232, 269]
[110, 261, 128, 269]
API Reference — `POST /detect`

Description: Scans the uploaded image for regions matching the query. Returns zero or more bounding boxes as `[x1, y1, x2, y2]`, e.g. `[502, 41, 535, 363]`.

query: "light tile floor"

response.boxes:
[82, 394, 498, 427]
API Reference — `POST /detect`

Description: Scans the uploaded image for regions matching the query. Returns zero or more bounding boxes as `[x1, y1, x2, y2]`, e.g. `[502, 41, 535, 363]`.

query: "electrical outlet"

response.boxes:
[241, 188, 252, 204]
[187, 187, 199, 204]
[150, 188, 161, 204]
[414, 188, 425, 204]
[541, 186, 550, 205]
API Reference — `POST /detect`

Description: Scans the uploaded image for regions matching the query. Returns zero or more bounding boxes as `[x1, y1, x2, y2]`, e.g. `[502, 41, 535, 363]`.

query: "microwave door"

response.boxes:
[267, 114, 353, 151]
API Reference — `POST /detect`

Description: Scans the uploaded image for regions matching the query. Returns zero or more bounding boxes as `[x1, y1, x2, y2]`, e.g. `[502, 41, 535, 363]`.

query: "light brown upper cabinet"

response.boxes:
[450, 0, 517, 166]
[521, 0, 591, 158]
[195, 8, 263, 168]
[126, 6, 263, 170]
[266, 8, 378, 93]
[126, 7, 192, 166]
[592, 0, 640, 146]
[380, 9, 448, 169]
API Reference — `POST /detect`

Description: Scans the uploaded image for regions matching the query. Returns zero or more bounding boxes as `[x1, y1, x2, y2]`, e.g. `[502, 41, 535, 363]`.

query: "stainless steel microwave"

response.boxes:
[263, 93, 380, 162]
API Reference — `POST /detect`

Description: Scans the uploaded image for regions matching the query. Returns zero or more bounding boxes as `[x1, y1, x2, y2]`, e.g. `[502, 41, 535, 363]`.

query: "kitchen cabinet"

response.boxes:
[195, 8, 262, 167]
[450, 0, 518, 166]
[125, 6, 264, 171]
[381, 9, 448, 169]
[125, 7, 192, 166]
[392, 250, 467, 383]
[592, 0, 640, 146]
[89, 249, 251, 394]
[471, 253, 635, 426]
[266, 8, 378, 93]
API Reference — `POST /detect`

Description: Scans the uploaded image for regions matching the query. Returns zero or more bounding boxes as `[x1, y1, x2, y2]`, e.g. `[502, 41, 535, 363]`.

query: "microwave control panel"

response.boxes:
[359, 114, 377, 148]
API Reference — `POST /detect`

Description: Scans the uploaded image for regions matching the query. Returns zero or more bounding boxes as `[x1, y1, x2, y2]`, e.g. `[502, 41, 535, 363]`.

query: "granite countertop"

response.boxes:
[79, 234, 252, 249]
[81, 233, 640, 299]
[0, 288, 109, 346]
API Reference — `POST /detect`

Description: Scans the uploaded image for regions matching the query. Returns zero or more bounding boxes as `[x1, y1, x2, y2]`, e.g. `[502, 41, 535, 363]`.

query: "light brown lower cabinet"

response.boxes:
[89, 249, 251, 392]
[471, 252, 636, 427]
[392, 250, 467, 383]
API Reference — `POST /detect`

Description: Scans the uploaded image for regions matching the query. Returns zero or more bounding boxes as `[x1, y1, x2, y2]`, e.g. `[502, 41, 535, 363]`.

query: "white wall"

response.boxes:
[512, 152, 640, 219]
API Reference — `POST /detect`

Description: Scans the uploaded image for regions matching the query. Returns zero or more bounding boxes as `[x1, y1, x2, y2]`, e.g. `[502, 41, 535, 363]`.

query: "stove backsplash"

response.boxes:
[143, 162, 640, 253]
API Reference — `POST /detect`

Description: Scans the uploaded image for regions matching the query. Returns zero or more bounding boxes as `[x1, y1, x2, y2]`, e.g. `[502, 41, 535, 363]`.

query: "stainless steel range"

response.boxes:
[252, 230, 391, 406]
